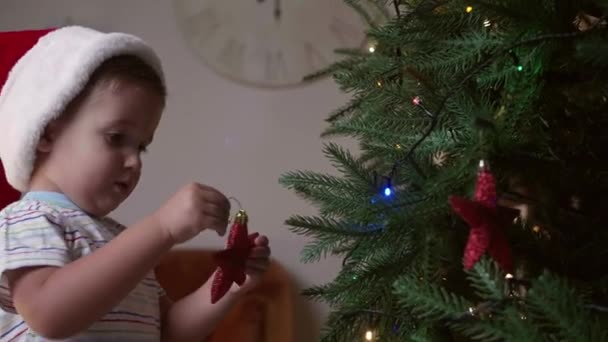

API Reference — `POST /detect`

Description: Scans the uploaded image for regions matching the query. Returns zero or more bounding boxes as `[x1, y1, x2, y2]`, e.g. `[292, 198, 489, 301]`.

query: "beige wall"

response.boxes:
[0, 1, 353, 340]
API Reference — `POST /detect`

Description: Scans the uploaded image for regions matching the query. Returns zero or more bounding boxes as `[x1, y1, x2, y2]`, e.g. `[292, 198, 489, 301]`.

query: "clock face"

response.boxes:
[173, 0, 373, 88]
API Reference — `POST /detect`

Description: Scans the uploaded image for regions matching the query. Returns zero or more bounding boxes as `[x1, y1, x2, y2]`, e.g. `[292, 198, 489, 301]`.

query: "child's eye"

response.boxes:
[105, 132, 126, 146]
[139, 145, 148, 153]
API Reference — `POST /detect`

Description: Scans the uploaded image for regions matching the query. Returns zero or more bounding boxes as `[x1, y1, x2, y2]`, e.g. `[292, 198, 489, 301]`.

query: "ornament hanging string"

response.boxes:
[227, 196, 243, 219]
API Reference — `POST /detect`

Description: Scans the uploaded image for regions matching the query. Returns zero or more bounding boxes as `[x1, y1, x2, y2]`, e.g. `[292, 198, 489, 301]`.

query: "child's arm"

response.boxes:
[6, 215, 171, 338]
[161, 235, 270, 341]
[5, 183, 229, 339]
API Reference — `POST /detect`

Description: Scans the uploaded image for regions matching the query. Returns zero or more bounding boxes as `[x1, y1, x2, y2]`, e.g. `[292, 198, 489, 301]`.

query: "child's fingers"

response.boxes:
[254, 235, 269, 246]
[204, 217, 228, 236]
[202, 202, 230, 220]
[199, 184, 231, 210]
[246, 259, 270, 272]
[249, 246, 271, 258]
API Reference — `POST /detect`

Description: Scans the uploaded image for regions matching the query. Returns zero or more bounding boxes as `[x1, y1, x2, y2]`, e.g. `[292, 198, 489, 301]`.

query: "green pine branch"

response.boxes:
[526, 271, 601, 342]
[576, 36, 608, 68]
[465, 259, 506, 301]
[322, 142, 377, 187]
[394, 275, 473, 320]
[285, 215, 374, 263]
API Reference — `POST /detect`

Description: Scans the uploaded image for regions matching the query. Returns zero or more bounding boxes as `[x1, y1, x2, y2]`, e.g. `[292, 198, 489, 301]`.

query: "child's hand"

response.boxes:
[232, 235, 271, 294]
[153, 183, 230, 244]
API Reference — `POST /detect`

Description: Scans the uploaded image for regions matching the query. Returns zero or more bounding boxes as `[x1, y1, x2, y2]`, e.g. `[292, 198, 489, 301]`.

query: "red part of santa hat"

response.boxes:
[0, 29, 54, 208]
[0, 26, 164, 200]
[0, 28, 56, 89]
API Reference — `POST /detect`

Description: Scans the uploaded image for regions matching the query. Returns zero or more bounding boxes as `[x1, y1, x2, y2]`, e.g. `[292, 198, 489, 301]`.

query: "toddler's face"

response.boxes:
[42, 81, 164, 216]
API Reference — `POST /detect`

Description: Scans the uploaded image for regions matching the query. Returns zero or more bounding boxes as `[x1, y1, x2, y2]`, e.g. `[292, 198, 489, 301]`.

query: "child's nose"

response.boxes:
[124, 151, 142, 170]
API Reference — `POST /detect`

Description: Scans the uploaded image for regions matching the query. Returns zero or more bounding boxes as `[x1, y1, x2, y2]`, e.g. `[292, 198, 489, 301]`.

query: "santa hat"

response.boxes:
[0, 26, 164, 203]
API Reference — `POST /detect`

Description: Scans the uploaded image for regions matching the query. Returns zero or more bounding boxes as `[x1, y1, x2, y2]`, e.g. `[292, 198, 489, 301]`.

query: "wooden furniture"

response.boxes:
[155, 249, 294, 342]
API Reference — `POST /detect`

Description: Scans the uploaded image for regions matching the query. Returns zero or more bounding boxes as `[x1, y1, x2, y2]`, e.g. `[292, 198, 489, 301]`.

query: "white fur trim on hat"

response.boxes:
[0, 26, 164, 191]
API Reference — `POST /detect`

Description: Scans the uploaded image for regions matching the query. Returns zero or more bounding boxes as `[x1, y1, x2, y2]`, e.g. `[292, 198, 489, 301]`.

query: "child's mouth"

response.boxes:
[114, 182, 129, 193]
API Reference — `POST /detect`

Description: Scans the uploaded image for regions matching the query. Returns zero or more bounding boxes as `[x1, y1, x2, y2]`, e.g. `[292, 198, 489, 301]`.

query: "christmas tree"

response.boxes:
[280, 0, 608, 340]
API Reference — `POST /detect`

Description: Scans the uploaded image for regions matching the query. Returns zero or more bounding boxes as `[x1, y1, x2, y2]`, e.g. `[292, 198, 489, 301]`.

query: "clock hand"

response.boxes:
[256, 0, 280, 21]
[274, 0, 281, 21]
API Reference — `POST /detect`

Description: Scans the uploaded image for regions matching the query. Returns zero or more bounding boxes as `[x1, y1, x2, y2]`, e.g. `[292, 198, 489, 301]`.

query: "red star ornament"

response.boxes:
[211, 209, 259, 304]
[449, 161, 518, 273]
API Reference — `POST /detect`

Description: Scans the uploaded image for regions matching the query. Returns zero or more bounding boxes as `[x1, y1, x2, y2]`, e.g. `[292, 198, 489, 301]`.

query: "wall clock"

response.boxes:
[173, 0, 380, 88]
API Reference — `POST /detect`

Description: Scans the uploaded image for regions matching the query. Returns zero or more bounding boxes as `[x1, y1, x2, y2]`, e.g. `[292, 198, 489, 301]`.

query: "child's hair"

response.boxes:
[70, 54, 166, 110]
[39, 55, 166, 157]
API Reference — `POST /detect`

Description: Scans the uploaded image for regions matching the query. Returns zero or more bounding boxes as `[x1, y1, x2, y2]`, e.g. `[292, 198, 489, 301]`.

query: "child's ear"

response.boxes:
[36, 121, 62, 153]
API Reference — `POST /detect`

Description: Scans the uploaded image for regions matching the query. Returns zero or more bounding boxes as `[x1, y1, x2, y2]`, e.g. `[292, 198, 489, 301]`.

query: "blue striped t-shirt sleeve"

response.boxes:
[0, 208, 71, 313]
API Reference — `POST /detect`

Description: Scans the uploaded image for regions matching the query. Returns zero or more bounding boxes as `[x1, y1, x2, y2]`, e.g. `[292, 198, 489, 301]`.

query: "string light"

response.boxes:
[383, 178, 393, 197]
[366, 39, 377, 53]
[504, 273, 516, 297]
[411, 96, 435, 118]
[365, 330, 374, 341]
[412, 96, 421, 106]
[395, 144, 402, 150]
[466, 6, 473, 13]
[376, 80, 383, 88]
[483, 18, 492, 27]
[509, 50, 524, 72]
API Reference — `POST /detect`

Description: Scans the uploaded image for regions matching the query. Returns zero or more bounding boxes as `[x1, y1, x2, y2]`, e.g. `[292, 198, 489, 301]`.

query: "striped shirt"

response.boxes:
[0, 192, 164, 341]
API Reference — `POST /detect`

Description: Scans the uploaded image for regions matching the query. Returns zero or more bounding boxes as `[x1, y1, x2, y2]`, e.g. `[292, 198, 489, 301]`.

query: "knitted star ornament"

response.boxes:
[210, 210, 258, 304]
[449, 161, 518, 273]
